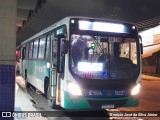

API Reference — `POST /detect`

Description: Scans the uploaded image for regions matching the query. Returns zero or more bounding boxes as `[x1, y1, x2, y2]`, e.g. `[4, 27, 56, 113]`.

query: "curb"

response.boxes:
[142, 78, 160, 81]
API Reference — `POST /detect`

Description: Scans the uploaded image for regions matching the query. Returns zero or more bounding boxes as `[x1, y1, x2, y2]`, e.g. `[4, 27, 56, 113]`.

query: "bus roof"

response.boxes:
[21, 16, 135, 45]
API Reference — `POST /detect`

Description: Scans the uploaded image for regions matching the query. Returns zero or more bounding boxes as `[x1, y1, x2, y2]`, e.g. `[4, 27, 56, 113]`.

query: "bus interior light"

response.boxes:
[131, 83, 141, 95]
[67, 82, 82, 96]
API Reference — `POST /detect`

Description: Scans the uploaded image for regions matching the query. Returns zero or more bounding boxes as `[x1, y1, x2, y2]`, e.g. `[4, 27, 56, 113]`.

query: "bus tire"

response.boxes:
[24, 69, 30, 88]
[44, 77, 49, 98]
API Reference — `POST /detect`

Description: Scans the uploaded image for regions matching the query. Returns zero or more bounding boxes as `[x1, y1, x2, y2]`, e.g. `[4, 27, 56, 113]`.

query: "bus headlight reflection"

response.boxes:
[67, 82, 82, 96]
[131, 83, 141, 95]
[47, 62, 50, 68]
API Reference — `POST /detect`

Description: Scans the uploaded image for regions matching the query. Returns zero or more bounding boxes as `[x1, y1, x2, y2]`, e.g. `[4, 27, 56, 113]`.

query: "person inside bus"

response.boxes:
[98, 48, 109, 73]
[110, 42, 136, 77]
[84, 43, 90, 60]
[72, 36, 88, 67]
[98, 48, 108, 62]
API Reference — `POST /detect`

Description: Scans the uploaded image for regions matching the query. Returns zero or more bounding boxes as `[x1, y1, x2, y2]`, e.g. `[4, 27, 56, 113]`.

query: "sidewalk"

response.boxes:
[15, 76, 47, 120]
[15, 76, 36, 111]
[141, 74, 160, 81]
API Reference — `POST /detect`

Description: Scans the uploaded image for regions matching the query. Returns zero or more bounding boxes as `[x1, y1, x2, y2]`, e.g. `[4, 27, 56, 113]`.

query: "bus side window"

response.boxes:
[38, 37, 46, 59]
[45, 35, 50, 59]
[25, 43, 29, 58]
[29, 42, 33, 58]
[22, 47, 25, 60]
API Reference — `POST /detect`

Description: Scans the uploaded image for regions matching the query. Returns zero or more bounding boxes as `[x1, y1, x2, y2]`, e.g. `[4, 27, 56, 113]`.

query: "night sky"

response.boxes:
[17, 0, 160, 45]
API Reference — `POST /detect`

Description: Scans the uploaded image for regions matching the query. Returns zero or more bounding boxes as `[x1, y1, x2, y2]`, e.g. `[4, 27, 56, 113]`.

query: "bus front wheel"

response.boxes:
[24, 69, 30, 88]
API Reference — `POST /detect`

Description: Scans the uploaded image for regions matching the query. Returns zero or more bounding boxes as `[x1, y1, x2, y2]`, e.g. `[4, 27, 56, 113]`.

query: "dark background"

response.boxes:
[17, 0, 160, 45]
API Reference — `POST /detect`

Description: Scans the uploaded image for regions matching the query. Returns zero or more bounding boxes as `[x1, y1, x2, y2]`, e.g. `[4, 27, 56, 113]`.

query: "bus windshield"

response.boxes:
[70, 34, 139, 80]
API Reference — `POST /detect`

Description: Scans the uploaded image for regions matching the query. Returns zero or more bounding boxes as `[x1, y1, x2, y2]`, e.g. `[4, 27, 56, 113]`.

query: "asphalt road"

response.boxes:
[119, 80, 160, 111]
[115, 79, 160, 120]
[26, 87, 108, 120]
[25, 79, 160, 120]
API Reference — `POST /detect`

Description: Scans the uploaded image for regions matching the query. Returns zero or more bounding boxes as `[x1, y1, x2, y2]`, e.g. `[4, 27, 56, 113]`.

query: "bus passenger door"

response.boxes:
[49, 35, 66, 107]
[50, 38, 58, 101]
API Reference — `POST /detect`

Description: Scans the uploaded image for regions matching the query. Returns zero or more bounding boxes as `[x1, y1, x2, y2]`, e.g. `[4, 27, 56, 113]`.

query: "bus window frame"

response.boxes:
[29, 41, 34, 59]
[38, 37, 46, 59]
[25, 43, 29, 59]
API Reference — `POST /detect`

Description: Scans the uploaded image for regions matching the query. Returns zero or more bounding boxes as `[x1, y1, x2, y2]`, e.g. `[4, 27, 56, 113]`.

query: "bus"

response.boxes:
[19, 16, 143, 110]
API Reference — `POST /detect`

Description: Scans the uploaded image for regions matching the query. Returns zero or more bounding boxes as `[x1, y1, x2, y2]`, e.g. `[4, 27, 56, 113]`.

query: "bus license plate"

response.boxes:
[102, 104, 114, 109]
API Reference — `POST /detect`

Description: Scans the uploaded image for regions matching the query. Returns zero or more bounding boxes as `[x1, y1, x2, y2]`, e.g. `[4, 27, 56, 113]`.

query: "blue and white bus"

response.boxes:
[20, 16, 143, 110]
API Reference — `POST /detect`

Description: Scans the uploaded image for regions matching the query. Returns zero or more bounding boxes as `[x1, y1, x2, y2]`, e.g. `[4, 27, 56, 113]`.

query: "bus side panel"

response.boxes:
[26, 60, 50, 93]
[28, 60, 36, 77]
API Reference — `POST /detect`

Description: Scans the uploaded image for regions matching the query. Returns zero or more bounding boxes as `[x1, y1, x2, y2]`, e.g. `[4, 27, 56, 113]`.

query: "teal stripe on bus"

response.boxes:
[26, 60, 50, 80]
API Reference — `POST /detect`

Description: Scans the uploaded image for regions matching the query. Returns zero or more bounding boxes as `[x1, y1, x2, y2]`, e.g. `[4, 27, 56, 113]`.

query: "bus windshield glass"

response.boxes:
[70, 34, 139, 80]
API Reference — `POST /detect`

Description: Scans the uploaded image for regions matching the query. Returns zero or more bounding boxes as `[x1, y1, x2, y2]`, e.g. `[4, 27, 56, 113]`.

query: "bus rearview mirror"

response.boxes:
[139, 35, 143, 54]
[140, 43, 143, 54]
[58, 35, 68, 54]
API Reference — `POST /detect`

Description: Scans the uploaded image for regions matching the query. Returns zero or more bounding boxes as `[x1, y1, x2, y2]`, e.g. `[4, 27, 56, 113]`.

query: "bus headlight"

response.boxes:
[131, 83, 141, 95]
[67, 82, 82, 96]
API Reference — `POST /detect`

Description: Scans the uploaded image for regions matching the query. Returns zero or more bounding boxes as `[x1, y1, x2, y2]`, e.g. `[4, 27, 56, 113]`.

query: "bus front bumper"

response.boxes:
[62, 91, 139, 110]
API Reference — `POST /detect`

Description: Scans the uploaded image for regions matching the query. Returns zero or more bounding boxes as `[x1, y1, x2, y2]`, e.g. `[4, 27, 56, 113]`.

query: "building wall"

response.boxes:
[0, 0, 16, 116]
[142, 50, 160, 74]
